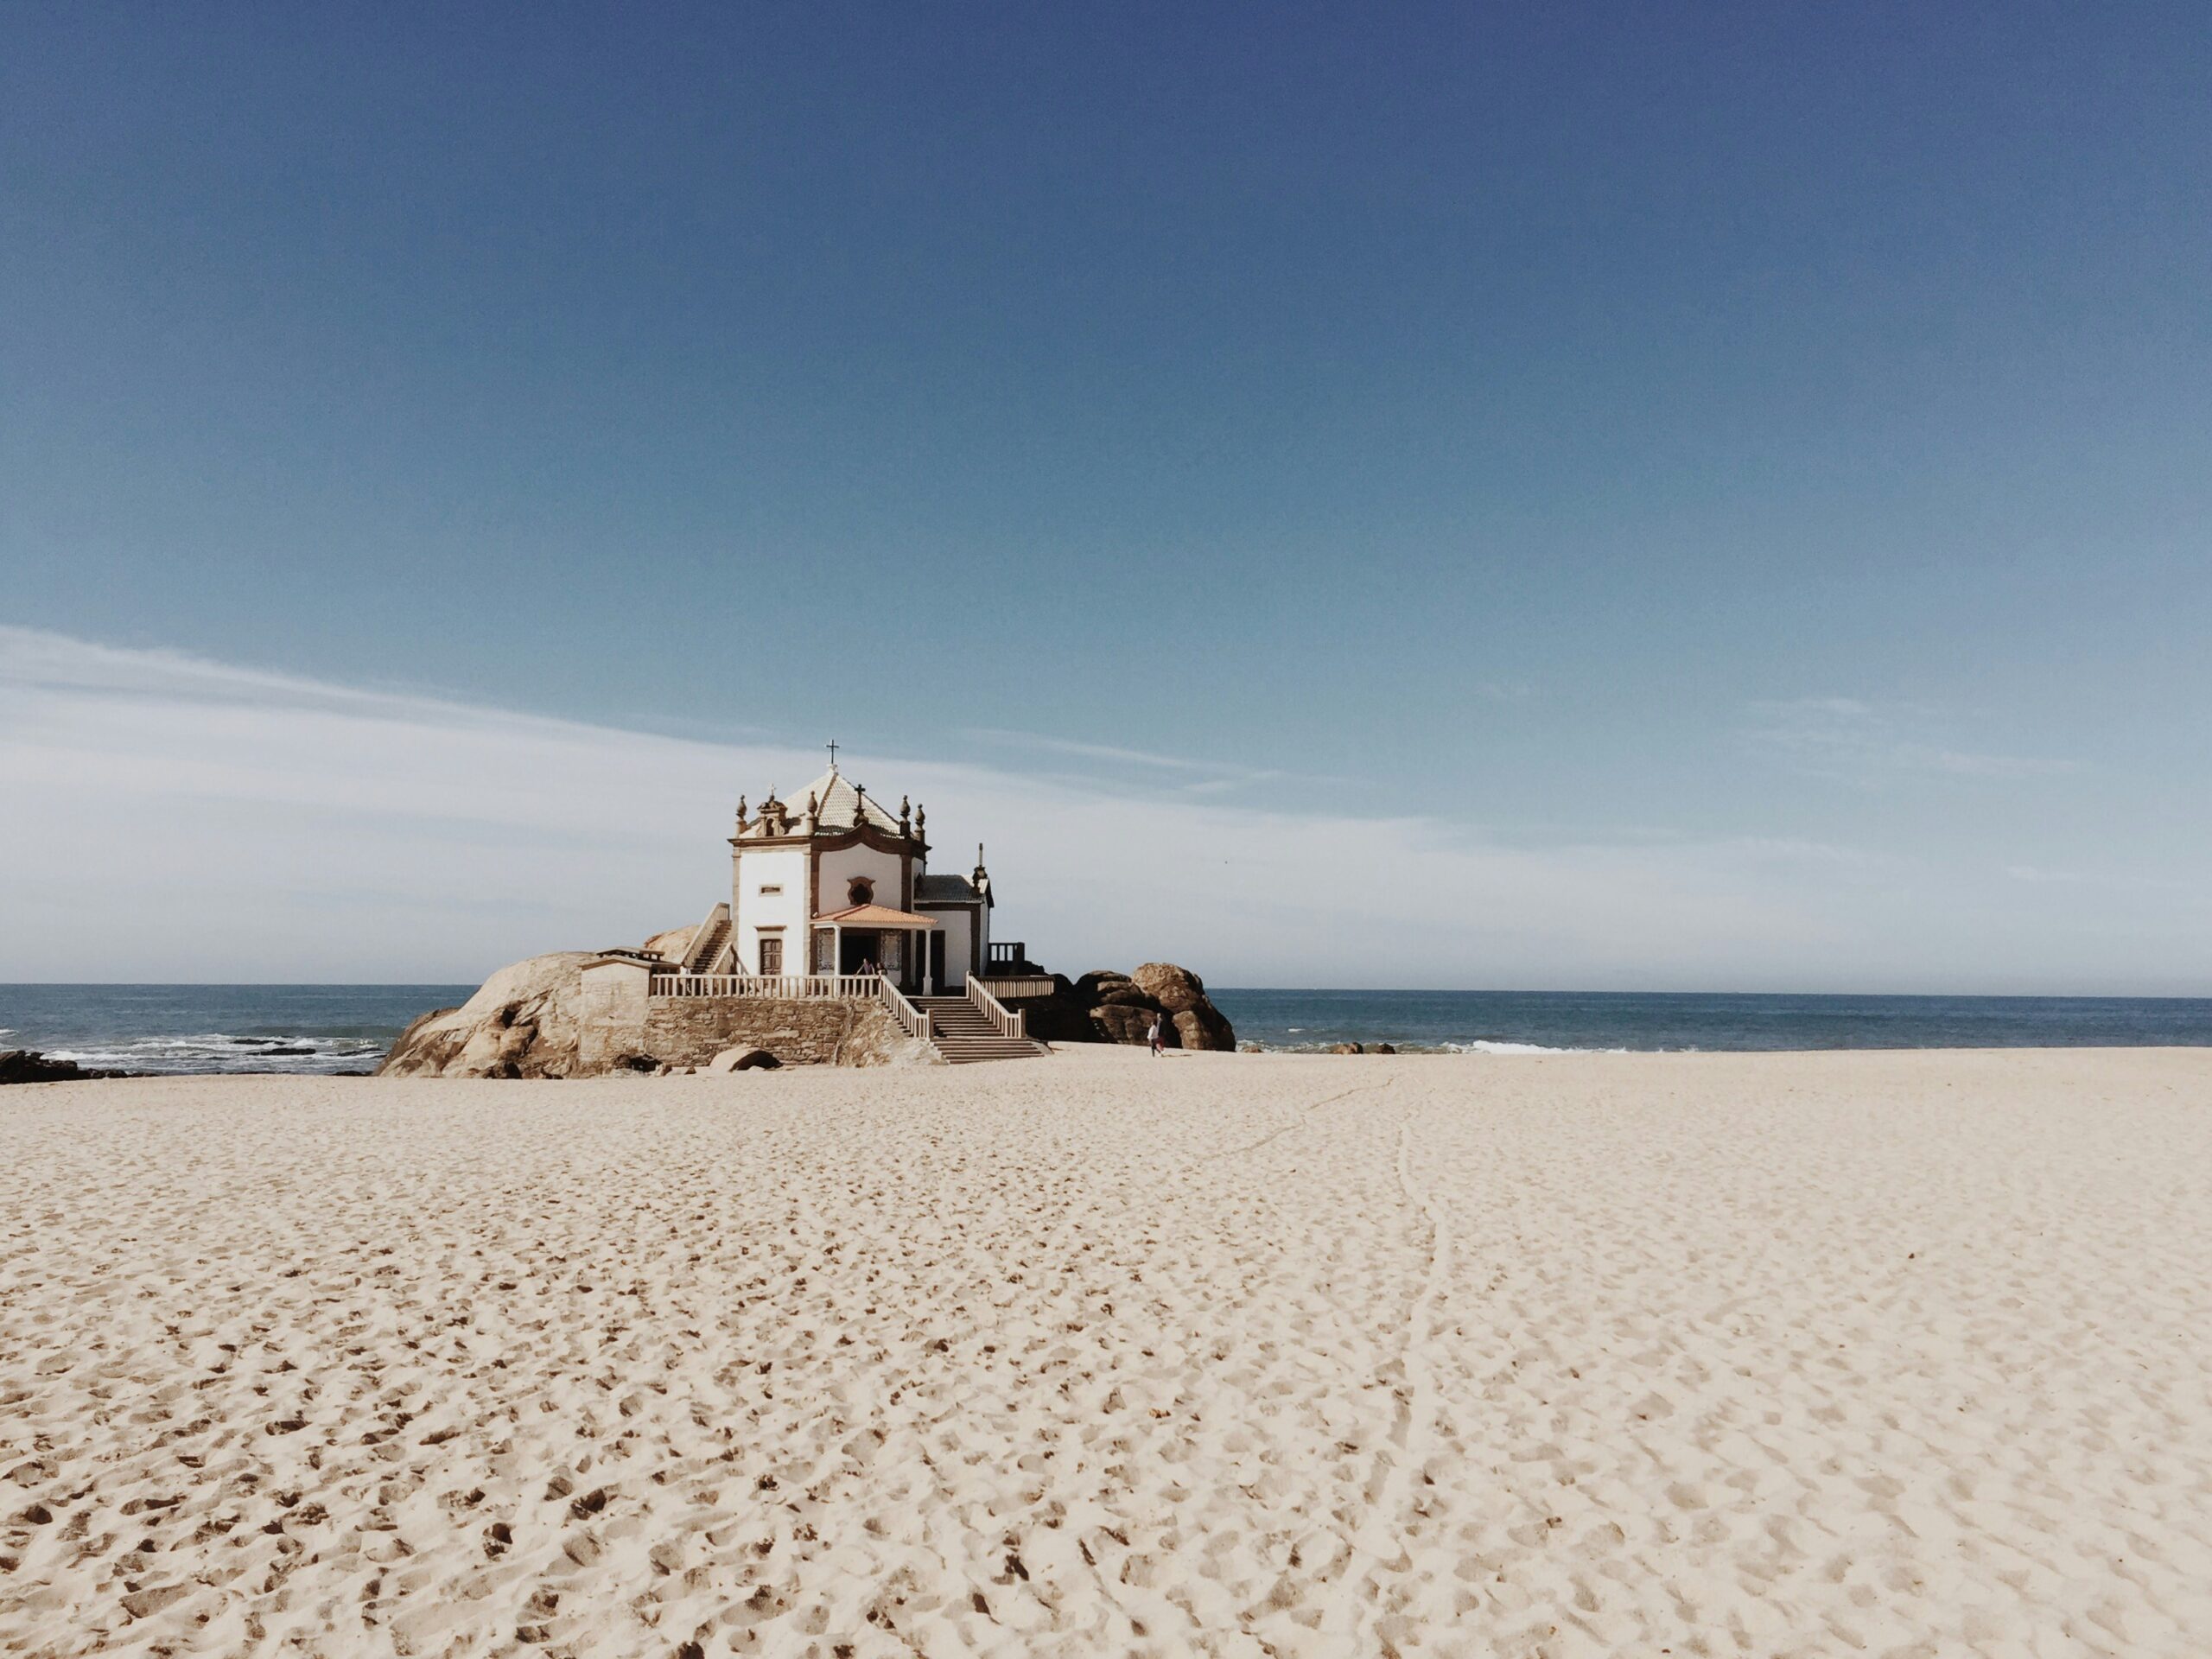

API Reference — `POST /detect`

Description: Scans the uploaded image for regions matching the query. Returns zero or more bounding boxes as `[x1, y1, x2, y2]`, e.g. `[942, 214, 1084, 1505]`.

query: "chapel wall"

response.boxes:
[733, 846, 810, 973]
[932, 907, 973, 988]
[817, 843, 907, 911]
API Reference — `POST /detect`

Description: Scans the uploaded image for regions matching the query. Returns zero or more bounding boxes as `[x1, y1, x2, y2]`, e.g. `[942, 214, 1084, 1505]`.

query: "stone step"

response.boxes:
[931, 1039, 1047, 1061]
[912, 996, 1048, 1062]
[685, 919, 730, 970]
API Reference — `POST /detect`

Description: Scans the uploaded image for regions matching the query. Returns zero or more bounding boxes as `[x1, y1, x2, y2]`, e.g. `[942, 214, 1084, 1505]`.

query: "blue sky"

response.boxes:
[3, 6, 2209, 988]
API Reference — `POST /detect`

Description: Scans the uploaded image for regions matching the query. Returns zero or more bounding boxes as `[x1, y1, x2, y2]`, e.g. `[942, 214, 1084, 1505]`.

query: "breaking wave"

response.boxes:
[1443, 1039, 1626, 1055]
[1241, 1036, 1624, 1055]
[40, 1033, 386, 1076]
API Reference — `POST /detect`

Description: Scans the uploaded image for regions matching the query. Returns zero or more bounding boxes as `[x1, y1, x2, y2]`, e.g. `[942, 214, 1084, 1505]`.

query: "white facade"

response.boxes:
[932, 906, 975, 987]
[816, 842, 906, 913]
[731, 845, 809, 976]
[723, 763, 997, 992]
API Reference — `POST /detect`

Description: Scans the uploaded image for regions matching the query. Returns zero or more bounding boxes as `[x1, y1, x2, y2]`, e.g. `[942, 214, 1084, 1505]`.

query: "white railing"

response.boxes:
[966, 976, 1026, 1040]
[649, 973, 880, 1001]
[878, 975, 932, 1044]
[977, 976, 1056, 1000]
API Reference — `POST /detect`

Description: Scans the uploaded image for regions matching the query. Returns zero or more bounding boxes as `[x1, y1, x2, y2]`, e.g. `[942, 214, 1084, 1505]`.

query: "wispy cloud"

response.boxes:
[1747, 697, 2076, 785]
[959, 726, 1294, 795]
[2003, 861, 2197, 893]
[2004, 862, 2085, 886]
[1727, 836, 1897, 870]
[963, 728, 1241, 775]
[3, 628, 2189, 991]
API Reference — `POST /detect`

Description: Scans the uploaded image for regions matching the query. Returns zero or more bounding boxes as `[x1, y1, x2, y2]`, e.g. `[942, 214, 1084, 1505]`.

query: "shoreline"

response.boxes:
[7, 1038, 2212, 1088]
[11, 983, 2212, 1079]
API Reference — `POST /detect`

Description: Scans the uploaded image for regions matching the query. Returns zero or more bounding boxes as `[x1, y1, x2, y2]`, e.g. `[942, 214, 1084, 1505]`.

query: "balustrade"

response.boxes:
[965, 976, 1026, 1040]
[648, 973, 880, 1001]
[877, 975, 932, 1043]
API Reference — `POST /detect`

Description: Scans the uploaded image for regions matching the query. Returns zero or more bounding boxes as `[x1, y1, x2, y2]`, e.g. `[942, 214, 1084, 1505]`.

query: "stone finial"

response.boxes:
[735, 794, 747, 824]
[915, 801, 925, 832]
[899, 795, 912, 831]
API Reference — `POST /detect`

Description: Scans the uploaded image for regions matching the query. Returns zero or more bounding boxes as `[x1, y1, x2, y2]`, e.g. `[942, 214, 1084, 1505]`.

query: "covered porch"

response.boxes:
[809, 901, 941, 995]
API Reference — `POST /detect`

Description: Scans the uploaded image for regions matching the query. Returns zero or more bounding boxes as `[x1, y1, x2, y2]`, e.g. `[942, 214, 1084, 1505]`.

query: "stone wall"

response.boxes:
[577, 958, 653, 1073]
[637, 997, 932, 1070]
[382, 954, 938, 1078]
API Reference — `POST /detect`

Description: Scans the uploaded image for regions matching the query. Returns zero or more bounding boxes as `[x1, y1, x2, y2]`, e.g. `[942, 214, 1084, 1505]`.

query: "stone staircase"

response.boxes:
[683, 908, 732, 974]
[914, 995, 1048, 1065]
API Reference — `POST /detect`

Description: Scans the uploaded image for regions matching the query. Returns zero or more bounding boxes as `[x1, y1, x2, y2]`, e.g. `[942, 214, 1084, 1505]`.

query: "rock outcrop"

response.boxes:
[1131, 962, 1238, 1052]
[378, 950, 932, 1077]
[639, 925, 699, 963]
[1014, 963, 1236, 1052]
[378, 952, 596, 1079]
[0, 1050, 130, 1084]
[378, 950, 1233, 1073]
[707, 1046, 781, 1073]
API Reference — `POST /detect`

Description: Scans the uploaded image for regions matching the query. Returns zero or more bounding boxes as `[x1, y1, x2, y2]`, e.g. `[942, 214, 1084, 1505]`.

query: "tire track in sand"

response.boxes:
[1321, 1093, 1452, 1649]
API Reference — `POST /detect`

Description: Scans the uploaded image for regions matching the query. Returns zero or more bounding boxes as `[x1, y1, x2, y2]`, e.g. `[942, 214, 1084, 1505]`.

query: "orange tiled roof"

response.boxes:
[811, 902, 938, 929]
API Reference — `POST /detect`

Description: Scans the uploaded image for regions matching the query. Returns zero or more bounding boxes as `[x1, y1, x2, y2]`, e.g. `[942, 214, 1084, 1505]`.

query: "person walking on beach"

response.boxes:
[1147, 1013, 1164, 1057]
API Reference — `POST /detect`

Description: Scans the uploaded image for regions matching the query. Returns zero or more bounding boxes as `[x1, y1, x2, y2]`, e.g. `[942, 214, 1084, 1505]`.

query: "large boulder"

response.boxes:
[1130, 962, 1206, 1013]
[1089, 1004, 1157, 1046]
[640, 925, 698, 963]
[377, 952, 595, 1079]
[1173, 1005, 1236, 1051]
[1134, 963, 1236, 1051]
[1007, 963, 1236, 1052]
[1014, 976, 1098, 1045]
[1080, 971, 1156, 1008]
[707, 1046, 781, 1073]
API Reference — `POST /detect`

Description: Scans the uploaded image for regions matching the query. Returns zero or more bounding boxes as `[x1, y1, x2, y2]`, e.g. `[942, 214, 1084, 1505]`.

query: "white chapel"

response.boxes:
[681, 753, 1001, 993]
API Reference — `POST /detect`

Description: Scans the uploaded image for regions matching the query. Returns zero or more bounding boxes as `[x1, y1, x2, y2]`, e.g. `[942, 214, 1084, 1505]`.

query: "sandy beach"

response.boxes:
[3, 1046, 2209, 1657]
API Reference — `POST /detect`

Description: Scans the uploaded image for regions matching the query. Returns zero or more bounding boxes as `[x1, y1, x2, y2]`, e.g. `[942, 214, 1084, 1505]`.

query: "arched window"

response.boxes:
[847, 876, 874, 907]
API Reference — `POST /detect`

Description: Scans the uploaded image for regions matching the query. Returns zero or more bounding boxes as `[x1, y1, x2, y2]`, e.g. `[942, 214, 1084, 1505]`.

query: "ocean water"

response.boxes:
[3, 984, 2209, 1074]
[1208, 988, 2212, 1054]
[0, 984, 474, 1075]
